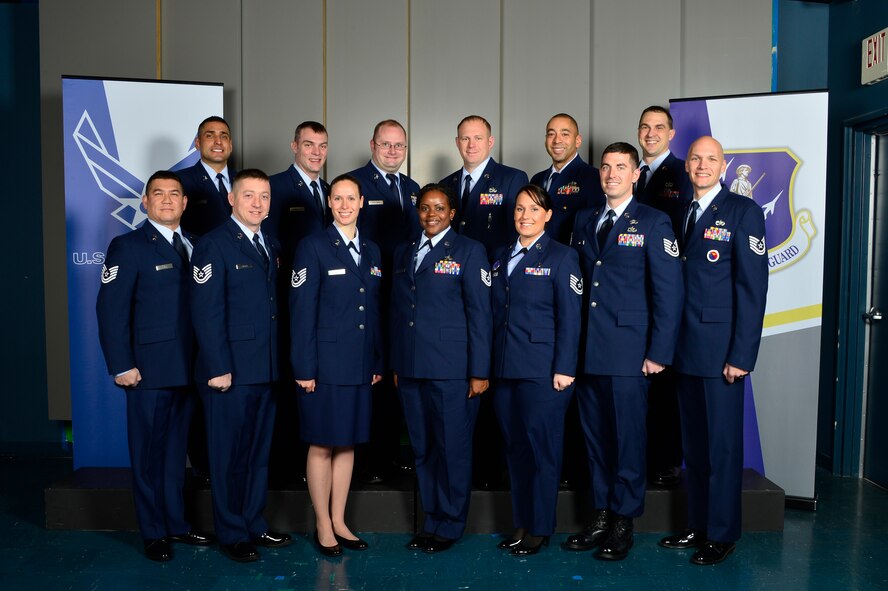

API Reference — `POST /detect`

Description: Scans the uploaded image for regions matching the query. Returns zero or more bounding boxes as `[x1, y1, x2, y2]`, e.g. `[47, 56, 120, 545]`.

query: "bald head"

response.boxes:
[685, 136, 727, 198]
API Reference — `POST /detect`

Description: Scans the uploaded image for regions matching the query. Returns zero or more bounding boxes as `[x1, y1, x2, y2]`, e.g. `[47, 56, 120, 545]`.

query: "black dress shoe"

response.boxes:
[406, 532, 433, 550]
[221, 542, 259, 562]
[562, 509, 611, 551]
[253, 530, 293, 548]
[594, 517, 633, 561]
[650, 467, 681, 488]
[168, 531, 216, 546]
[334, 533, 369, 550]
[423, 535, 456, 553]
[511, 535, 549, 556]
[144, 538, 172, 562]
[496, 529, 526, 550]
[691, 541, 736, 565]
[314, 531, 343, 557]
[658, 529, 705, 549]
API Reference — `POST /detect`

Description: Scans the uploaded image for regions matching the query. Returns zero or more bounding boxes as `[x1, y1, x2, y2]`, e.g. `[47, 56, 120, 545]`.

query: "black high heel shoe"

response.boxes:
[511, 535, 549, 556]
[496, 528, 526, 550]
[334, 532, 369, 551]
[314, 531, 342, 557]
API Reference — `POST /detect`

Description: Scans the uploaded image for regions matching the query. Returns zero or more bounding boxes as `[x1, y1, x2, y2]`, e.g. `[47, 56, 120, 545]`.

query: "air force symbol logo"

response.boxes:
[291, 268, 307, 288]
[724, 148, 815, 273]
[569, 274, 583, 295]
[100, 264, 119, 284]
[663, 238, 680, 258]
[193, 263, 213, 284]
[480, 268, 492, 287]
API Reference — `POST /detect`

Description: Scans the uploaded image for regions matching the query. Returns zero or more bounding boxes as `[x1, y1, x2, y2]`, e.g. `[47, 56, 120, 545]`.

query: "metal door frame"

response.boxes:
[835, 109, 888, 476]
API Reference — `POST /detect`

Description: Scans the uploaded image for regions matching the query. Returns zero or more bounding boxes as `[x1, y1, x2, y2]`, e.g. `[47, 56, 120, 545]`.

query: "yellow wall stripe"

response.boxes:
[763, 304, 823, 328]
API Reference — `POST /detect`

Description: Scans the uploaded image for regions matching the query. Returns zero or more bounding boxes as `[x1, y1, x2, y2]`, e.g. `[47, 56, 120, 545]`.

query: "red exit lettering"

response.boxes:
[867, 31, 886, 69]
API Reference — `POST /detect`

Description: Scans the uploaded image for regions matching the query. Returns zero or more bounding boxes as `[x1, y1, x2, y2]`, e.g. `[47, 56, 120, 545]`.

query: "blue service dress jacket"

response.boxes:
[530, 157, 605, 245]
[96, 222, 195, 389]
[178, 161, 235, 237]
[491, 233, 583, 379]
[349, 161, 421, 260]
[289, 225, 384, 384]
[572, 199, 684, 376]
[265, 166, 330, 260]
[190, 218, 280, 385]
[390, 230, 492, 380]
[636, 152, 692, 230]
[441, 159, 529, 257]
[672, 188, 769, 376]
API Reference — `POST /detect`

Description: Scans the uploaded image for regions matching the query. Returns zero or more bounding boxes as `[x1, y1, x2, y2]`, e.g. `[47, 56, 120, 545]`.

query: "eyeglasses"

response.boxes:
[374, 141, 408, 151]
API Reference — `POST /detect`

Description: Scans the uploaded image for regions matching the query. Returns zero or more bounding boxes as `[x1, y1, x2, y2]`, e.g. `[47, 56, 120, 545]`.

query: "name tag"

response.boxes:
[235, 263, 253, 270]
[368, 200, 384, 206]
[328, 268, 346, 276]
[155, 263, 173, 271]
[290, 206, 305, 212]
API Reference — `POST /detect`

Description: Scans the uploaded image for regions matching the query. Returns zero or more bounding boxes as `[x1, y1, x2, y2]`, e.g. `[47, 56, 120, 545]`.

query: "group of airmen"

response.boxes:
[95, 106, 768, 566]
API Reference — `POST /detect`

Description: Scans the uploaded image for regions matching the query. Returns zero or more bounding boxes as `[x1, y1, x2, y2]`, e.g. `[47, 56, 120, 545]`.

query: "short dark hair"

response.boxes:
[602, 142, 640, 169]
[516, 183, 552, 211]
[329, 173, 363, 196]
[372, 119, 407, 141]
[416, 183, 458, 211]
[197, 115, 230, 136]
[232, 168, 270, 191]
[638, 105, 673, 129]
[457, 115, 492, 135]
[547, 113, 579, 132]
[294, 121, 328, 142]
[144, 170, 183, 195]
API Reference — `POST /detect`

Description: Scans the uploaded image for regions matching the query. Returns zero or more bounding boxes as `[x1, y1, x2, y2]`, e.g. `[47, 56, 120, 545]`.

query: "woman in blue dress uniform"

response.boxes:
[390, 183, 493, 553]
[490, 184, 583, 555]
[290, 174, 383, 556]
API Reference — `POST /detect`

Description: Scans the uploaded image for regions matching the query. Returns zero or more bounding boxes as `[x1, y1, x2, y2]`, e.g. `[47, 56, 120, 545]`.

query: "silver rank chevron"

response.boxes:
[193, 263, 212, 284]
[480, 268, 492, 287]
[100, 264, 119, 284]
[291, 268, 307, 288]
[663, 238, 680, 258]
[749, 235, 766, 256]
[569, 274, 583, 295]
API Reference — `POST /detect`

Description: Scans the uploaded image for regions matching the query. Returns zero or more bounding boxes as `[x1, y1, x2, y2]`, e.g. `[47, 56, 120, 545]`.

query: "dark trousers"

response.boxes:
[398, 377, 479, 540]
[493, 377, 573, 536]
[199, 382, 276, 545]
[576, 375, 649, 518]
[646, 368, 683, 475]
[677, 374, 744, 543]
[126, 387, 194, 540]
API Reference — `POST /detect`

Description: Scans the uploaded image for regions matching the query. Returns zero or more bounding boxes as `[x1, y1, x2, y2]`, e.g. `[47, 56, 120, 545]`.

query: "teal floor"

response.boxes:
[1, 455, 887, 590]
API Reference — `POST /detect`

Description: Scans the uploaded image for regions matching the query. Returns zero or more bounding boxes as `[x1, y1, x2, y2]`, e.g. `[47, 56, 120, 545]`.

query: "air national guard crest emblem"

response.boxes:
[724, 148, 815, 273]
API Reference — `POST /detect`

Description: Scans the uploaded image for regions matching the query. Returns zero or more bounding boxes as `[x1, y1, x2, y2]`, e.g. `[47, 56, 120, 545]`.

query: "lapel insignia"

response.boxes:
[627, 226, 638, 233]
[663, 238, 680, 258]
[749, 235, 766, 255]
[100, 264, 119, 284]
[193, 263, 212, 284]
[483, 173, 491, 180]
[629, 219, 638, 225]
[480, 268, 491, 287]
[715, 219, 726, 226]
[373, 173, 379, 180]
[291, 268, 307, 288]
[569, 274, 583, 295]
[618, 234, 645, 247]
[492, 260, 502, 272]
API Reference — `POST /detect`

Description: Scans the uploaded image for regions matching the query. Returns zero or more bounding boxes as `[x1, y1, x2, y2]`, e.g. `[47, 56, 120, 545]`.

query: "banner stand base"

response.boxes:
[785, 494, 818, 511]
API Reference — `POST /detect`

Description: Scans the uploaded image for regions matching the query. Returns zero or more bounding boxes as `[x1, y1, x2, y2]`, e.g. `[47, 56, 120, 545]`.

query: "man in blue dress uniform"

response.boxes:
[635, 106, 693, 489]
[529, 113, 605, 244]
[566, 143, 683, 561]
[179, 116, 236, 237]
[190, 169, 292, 562]
[658, 136, 768, 565]
[348, 120, 422, 482]
[96, 170, 214, 561]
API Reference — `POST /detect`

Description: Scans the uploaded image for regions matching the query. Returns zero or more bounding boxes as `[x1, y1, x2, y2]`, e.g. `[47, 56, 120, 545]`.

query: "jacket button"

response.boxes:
[358, 305, 365, 311]
[590, 301, 598, 308]
[359, 287, 365, 293]
[408, 321, 414, 327]
[593, 281, 599, 287]
[681, 255, 687, 261]
[358, 324, 365, 330]
[595, 260, 602, 267]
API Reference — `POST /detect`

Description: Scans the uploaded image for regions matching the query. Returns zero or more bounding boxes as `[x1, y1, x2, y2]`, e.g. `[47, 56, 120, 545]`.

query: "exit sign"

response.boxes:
[862, 26, 888, 85]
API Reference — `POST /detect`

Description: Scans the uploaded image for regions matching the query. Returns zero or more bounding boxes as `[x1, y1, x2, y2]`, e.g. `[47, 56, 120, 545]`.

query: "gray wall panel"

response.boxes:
[590, 0, 683, 163]
[39, 0, 158, 419]
[681, 0, 772, 99]
[242, 0, 324, 174]
[502, 0, 590, 177]
[327, 0, 409, 177]
[161, 0, 243, 167]
[409, 0, 501, 185]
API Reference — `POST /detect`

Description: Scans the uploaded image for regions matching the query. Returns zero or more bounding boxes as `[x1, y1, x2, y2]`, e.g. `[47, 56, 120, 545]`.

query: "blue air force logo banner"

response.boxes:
[670, 92, 828, 500]
[63, 76, 223, 468]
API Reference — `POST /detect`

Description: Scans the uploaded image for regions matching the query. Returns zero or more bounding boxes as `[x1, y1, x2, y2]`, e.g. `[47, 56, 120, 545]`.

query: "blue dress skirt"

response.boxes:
[297, 382, 372, 446]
